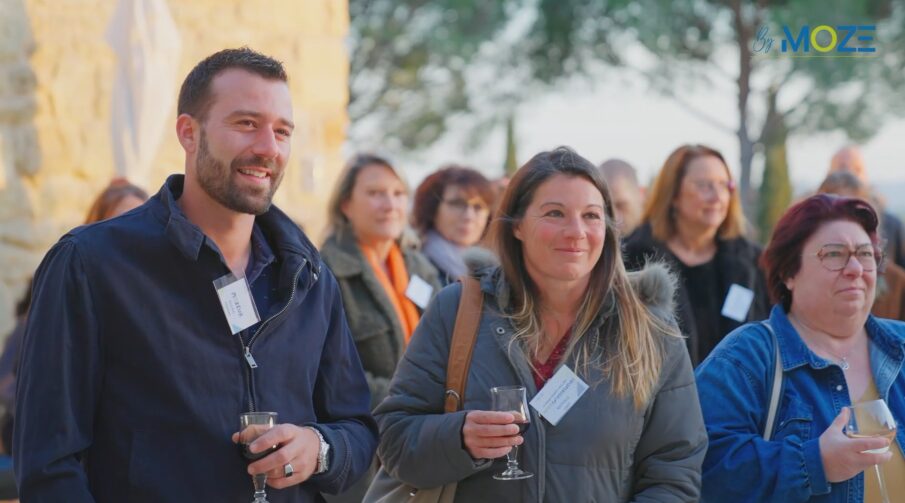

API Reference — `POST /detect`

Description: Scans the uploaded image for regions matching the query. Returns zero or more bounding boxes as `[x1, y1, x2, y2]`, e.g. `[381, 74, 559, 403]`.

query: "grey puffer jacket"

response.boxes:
[373, 264, 707, 502]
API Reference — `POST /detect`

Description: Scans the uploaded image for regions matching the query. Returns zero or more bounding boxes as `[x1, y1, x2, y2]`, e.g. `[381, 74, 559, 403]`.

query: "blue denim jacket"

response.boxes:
[696, 305, 905, 503]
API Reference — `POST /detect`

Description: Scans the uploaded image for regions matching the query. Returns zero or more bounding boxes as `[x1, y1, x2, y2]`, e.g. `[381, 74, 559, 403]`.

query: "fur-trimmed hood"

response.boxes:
[626, 261, 678, 321]
[477, 261, 679, 327]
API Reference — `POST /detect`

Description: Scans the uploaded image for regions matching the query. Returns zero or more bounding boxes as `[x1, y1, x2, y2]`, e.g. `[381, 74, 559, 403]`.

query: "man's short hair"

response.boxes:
[177, 47, 287, 122]
[598, 158, 639, 187]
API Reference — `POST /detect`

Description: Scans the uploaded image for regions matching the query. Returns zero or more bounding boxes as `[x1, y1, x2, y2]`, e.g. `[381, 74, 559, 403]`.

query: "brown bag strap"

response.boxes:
[443, 276, 484, 413]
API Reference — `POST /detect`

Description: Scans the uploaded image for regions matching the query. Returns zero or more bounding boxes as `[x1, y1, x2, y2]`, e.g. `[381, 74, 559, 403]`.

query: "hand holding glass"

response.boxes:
[845, 399, 897, 503]
[490, 385, 533, 481]
[239, 412, 278, 503]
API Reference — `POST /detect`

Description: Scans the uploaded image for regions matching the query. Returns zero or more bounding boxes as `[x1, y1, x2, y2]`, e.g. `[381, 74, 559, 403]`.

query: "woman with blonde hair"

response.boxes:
[623, 144, 769, 365]
[320, 153, 441, 410]
[372, 147, 706, 501]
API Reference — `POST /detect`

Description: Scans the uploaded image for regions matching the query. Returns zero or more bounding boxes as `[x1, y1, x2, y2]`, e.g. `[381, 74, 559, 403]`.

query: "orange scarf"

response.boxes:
[360, 242, 421, 344]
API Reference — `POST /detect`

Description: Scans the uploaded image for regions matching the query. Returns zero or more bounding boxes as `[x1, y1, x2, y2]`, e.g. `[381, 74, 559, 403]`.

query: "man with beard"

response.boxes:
[14, 48, 377, 502]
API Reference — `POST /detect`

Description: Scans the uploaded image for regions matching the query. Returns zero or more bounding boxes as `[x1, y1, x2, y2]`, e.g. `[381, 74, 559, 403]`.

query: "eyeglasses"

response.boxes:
[811, 243, 880, 272]
[442, 198, 489, 215]
[687, 179, 735, 196]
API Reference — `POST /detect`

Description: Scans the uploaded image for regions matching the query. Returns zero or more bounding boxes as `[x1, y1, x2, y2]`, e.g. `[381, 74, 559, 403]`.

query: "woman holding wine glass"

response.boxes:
[372, 147, 708, 501]
[696, 194, 905, 502]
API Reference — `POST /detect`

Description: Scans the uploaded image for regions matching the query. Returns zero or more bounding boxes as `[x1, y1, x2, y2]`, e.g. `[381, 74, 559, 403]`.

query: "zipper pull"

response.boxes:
[244, 346, 258, 369]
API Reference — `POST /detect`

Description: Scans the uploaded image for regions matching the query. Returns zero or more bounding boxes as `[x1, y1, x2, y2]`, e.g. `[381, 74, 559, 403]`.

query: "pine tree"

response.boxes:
[504, 113, 518, 176]
[757, 89, 793, 244]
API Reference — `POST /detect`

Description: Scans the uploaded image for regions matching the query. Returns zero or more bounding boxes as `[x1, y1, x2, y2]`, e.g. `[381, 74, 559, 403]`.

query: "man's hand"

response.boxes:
[232, 424, 322, 489]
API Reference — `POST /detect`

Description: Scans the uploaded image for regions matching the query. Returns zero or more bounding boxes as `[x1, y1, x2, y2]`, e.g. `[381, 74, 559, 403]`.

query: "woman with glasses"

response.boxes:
[696, 194, 905, 502]
[623, 144, 770, 365]
[818, 171, 905, 321]
[412, 165, 497, 286]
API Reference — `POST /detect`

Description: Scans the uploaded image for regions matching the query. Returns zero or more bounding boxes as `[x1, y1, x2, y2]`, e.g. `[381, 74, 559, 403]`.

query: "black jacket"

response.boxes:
[15, 175, 378, 502]
[622, 223, 770, 365]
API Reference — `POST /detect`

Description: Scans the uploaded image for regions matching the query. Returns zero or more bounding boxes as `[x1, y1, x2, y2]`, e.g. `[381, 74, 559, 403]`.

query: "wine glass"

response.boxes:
[490, 385, 533, 481]
[239, 412, 279, 503]
[846, 399, 897, 503]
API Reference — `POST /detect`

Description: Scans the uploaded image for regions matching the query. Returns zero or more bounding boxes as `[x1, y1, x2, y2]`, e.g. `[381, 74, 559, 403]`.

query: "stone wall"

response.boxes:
[0, 0, 349, 338]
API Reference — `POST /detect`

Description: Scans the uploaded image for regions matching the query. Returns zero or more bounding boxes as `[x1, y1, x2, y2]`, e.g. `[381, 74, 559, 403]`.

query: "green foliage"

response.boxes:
[348, 0, 905, 170]
[348, 0, 514, 149]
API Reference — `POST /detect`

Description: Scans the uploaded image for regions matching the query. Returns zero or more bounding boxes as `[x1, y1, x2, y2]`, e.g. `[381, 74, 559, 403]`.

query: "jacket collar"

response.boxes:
[152, 175, 321, 297]
[322, 227, 423, 278]
[769, 304, 905, 371]
[154, 174, 319, 264]
[321, 229, 366, 278]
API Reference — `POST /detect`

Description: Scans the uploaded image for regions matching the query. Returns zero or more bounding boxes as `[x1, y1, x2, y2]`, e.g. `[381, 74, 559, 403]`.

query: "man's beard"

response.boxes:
[194, 131, 284, 215]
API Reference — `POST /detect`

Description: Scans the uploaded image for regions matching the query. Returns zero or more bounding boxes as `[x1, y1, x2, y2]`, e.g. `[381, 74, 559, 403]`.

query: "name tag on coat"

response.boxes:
[529, 365, 589, 426]
[721, 283, 755, 322]
[213, 273, 261, 334]
[405, 274, 434, 309]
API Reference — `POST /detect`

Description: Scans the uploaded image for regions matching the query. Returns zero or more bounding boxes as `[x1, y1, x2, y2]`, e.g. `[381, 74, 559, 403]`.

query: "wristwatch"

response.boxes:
[306, 426, 330, 475]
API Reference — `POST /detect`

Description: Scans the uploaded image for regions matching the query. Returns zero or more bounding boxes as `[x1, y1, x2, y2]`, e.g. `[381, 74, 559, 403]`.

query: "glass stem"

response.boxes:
[875, 464, 890, 503]
[506, 445, 519, 472]
[253, 474, 268, 502]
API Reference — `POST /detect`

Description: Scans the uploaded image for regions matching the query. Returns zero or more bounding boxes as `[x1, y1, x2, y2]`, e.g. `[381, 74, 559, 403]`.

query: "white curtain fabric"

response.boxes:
[107, 0, 181, 189]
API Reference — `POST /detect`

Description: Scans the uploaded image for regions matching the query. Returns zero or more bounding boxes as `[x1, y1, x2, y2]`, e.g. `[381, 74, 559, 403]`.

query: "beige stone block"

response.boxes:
[0, 0, 350, 338]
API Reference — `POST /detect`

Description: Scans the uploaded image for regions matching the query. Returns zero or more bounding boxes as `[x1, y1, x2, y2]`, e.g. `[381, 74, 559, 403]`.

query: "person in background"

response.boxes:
[412, 165, 496, 286]
[319, 153, 441, 503]
[321, 154, 441, 411]
[696, 194, 905, 502]
[623, 144, 770, 365]
[374, 147, 706, 502]
[819, 172, 905, 321]
[0, 177, 148, 459]
[598, 158, 645, 236]
[829, 145, 905, 269]
[83, 178, 149, 222]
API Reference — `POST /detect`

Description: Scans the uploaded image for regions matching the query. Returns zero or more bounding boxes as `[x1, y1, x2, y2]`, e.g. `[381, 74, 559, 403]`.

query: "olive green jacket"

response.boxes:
[321, 231, 441, 410]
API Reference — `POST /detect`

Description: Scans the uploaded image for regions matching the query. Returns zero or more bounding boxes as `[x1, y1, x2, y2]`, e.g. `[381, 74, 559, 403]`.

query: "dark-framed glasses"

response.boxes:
[812, 243, 879, 272]
[443, 198, 489, 215]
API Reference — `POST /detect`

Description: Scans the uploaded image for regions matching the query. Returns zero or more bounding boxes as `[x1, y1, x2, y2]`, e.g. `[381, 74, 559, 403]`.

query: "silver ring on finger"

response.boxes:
[283, 462, 294, 478]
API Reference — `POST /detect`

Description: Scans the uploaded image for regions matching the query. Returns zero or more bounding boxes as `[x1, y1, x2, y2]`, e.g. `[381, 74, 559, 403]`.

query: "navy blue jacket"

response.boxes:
[14, 175, 377, 502]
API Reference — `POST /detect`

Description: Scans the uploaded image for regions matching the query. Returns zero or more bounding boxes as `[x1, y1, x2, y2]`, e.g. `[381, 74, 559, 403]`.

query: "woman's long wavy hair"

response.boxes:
[488, 147, 678, 408]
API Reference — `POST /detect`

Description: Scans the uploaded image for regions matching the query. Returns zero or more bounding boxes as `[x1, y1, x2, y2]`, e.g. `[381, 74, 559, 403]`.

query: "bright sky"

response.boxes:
[396, 77, 905, 215]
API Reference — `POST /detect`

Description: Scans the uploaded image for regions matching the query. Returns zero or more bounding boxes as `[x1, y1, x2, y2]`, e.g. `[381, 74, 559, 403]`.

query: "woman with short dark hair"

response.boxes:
[411, 165, 496, 285]
[697, 194, 905, 502]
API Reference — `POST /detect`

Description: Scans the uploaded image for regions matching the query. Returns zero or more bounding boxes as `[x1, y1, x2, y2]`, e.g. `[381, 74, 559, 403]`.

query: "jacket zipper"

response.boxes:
[239, 260, 310, 412]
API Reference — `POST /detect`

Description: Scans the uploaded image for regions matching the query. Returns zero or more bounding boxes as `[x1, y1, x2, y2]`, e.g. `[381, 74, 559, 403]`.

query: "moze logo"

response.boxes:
[753, 25, 877, 56]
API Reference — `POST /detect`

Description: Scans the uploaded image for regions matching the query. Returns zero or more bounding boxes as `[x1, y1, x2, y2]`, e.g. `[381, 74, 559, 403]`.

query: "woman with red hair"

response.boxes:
[696, 194, 905, 502]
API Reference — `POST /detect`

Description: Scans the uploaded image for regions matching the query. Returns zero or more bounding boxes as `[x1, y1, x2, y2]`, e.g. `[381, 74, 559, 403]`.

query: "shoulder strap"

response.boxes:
[444, 277, 484, 413]
[761, 320, 783, 441]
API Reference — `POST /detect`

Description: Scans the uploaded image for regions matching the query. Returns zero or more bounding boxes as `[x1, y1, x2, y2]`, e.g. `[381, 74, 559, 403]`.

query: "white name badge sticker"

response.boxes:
[213, 273, 261, 335]
[721, 283, 755, 322]
[529, 365, 589, 426]
[405, 274, 434, 309]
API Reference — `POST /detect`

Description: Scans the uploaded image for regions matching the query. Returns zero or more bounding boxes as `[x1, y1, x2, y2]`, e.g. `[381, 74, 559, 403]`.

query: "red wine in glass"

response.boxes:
[240, 443, 279, 463]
